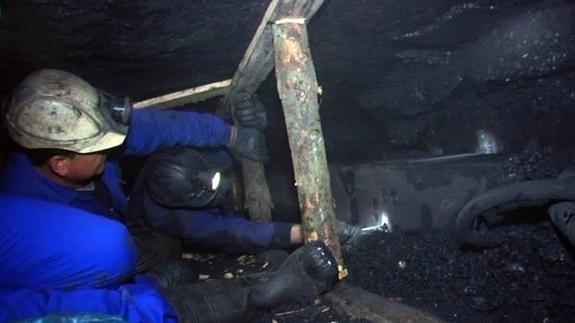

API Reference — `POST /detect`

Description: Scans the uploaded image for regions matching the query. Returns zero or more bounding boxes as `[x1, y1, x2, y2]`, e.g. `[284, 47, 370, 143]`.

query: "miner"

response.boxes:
[0, 69, 340, 321]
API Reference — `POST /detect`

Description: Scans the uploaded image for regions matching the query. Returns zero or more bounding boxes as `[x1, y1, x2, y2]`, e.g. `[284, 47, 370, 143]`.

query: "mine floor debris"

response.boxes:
[345, 222, 575, 323]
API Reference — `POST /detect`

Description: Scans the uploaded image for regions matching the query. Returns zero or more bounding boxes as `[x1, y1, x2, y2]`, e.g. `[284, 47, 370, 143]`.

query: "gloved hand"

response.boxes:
[336, 219, 363, 244]
[227, 126, 269, 162]
[234, 97, 267, 131]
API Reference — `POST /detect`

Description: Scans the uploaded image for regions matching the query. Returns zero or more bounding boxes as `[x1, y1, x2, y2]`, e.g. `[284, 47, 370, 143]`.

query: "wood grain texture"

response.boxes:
[325, 283, 446, 323]
[134, 79, 232, 109]
[222, 0, 324, 222]
[273, 20, 345, 273]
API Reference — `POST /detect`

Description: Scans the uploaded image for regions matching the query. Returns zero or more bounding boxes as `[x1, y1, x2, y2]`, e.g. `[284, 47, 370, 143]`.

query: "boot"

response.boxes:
[249, 241, 339, 308]
[149, 259, 198, 288]
[162, 279, 250, 323]
[256, 249, 289, 271]
[161, 242, 338, 323]
[131, 228, 183, 273]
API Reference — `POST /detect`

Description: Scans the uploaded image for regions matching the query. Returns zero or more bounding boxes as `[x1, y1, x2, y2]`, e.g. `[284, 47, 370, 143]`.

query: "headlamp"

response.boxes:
[211, 172, 221, 190]
[98, 90, 133, 127]
[188, 170, 222, 207]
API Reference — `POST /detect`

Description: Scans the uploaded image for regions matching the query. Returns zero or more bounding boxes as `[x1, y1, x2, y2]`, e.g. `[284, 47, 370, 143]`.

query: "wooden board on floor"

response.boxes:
[325, 283, 446, 323]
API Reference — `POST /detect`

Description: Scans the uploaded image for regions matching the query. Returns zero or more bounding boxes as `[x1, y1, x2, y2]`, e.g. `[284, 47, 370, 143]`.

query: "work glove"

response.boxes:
[336, 219, 364, 244]
[227, 126, 269, 162]
[234, 97, 267, 131]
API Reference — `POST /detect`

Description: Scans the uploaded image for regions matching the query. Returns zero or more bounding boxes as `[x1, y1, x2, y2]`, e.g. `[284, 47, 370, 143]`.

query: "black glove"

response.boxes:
[234, 97, 267, 131]
[227, 126, 269, 162]
[336, 219, 363, 244]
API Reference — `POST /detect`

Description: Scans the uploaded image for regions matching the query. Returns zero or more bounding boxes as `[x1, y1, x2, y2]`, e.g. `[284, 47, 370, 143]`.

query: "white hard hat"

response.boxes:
[4, 69, 132, 153]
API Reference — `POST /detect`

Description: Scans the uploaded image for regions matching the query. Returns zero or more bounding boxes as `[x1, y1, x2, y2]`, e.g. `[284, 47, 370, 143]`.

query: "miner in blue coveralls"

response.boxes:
[124, 103, 361, 256]
[0, 69, 340, 322]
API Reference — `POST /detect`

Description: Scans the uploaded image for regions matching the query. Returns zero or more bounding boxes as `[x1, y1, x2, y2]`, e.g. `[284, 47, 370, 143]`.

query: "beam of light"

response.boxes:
[362, 211, 392, 232]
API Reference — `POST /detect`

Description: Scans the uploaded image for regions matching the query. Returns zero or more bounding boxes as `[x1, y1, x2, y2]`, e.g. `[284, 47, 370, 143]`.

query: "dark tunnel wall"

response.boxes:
[3, 4, 575, 321]
[1, 0, 574, 162]
[0, 0, 574, 226]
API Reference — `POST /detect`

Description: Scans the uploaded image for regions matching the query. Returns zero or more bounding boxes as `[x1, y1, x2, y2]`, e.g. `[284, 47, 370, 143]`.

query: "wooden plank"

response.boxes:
[223, 0, 325, 222]
[325, 283, 446, 323]
[273, 19, 346, 276]
[221, 0, 279, 222]
[133, 79, 232, 109]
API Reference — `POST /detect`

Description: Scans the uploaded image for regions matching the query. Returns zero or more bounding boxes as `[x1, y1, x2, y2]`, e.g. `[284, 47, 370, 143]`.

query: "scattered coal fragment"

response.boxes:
[344, 223, 575, 322]
[498, 146, 560, 185]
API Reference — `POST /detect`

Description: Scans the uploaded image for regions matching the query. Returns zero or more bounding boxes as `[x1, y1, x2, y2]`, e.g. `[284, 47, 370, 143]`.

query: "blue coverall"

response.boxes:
[0, 108, 292, 254]
[0, 194, 177, 322]
[128, 149, 293, 254]
[0, 108, 291, 320]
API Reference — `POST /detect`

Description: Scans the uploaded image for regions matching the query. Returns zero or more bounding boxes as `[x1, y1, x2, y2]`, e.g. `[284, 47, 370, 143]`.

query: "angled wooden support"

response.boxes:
[223, 0, 325, 222]
[273, 17, 346, 276]
[223, 0, 325, 107]
[134, 79, 232, 109]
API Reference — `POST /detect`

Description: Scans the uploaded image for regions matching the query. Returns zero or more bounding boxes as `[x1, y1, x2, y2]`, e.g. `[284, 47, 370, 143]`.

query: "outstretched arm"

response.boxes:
[142, 197, 296, 254]
[125, 108, 232, 156]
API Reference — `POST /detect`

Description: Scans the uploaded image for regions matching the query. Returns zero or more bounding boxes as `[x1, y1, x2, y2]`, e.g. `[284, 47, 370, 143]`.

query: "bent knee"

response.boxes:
[0, 195, 139, 289]
[79, 219, 139, 285]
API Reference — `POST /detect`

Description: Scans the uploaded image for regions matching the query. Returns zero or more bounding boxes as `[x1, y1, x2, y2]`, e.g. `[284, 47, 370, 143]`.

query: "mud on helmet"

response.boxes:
[4, 69, 132, 153]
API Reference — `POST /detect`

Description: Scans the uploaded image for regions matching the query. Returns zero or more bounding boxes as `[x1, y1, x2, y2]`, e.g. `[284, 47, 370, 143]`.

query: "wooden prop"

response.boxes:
[273, 18, 346, 277]
[222, 0, 325, 222]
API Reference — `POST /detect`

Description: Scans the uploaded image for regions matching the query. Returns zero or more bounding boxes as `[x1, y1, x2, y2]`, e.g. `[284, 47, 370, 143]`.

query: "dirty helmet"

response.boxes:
[145, 147, 224, 208]
[4, 69, 132, 153]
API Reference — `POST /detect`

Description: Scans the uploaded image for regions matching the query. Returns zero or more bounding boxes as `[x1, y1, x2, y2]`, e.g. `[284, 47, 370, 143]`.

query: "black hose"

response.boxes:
[455, 179, 575, 247]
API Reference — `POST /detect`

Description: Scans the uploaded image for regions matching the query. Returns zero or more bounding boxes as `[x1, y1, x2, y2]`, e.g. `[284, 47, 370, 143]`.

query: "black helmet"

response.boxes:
[145, 148, 222, 208]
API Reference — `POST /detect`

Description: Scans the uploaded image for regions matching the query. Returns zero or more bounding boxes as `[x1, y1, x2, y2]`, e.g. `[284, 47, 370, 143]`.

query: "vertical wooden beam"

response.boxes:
[222, 0, 280, 222]
[223, 0, 325, 222]
[273, 19, 346, 276]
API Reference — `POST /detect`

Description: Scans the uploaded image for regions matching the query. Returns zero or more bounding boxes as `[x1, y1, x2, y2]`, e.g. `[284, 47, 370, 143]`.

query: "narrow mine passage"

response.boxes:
[1, 1, 575, 322]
